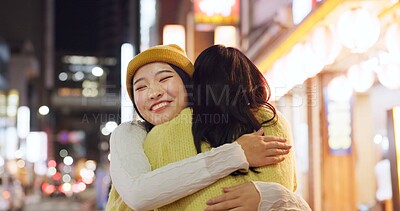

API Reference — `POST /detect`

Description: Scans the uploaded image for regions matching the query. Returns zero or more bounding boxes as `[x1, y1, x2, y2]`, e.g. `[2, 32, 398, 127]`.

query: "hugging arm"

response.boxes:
[109, 122, 249, 210]
[205, 182, 311, 211]
[255, 182, 311, 211]
[205, 111, 310, 211]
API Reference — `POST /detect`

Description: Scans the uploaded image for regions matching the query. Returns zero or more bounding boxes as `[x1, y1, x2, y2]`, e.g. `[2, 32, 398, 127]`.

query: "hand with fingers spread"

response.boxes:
[204, 182, 260, 211]
[205, 182, 312, 211]
[236, 128, 292, 167]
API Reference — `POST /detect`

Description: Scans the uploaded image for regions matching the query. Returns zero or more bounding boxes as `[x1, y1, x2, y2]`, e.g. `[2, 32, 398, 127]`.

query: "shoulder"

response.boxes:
[256, 108, 289, 125]
[255, 107, 279, 124]
[256, 107, 292, 137]
[275, 110, 290, 127]
[146, 108, 192, 142]
[111, 121, 147, 139]
[171, 107, 192, 123]
[153, 108, 192, 129]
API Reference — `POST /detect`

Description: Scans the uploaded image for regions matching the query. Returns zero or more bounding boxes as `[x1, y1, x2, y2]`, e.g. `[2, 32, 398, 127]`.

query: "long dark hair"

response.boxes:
[132, 64, 192, 131]
[192, 45, 276, 174]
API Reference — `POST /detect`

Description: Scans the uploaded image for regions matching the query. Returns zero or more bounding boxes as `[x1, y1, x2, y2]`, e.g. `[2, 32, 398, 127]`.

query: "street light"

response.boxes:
[163, 25, 186, 50]
[38, 105, 49, 115]
[91, 66, 104, 77]
[336, 8, 380, 53]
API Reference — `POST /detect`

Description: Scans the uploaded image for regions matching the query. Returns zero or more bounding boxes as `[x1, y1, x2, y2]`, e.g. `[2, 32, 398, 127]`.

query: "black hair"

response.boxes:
[192, 45, 277, 175]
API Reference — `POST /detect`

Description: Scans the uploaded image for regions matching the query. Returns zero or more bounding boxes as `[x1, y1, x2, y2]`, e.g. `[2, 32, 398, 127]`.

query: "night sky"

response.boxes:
[55, 1, 100, 53]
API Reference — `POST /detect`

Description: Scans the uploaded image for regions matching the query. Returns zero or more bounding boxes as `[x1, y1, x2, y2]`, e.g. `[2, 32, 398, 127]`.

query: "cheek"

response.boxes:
[165, 79, 187, 99]
[179, 87, 188, 102]
[174, 86, 188, 108]
[134, 93, 146, 110]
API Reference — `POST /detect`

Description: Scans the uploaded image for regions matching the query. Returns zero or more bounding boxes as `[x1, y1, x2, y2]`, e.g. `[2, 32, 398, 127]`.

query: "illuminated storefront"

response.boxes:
[252, 0, 400, 210]
[387, 107, 400, 210]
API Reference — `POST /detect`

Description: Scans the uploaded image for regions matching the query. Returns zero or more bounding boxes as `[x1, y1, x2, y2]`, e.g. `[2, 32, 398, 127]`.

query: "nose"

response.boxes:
[148, 84, 164, 100]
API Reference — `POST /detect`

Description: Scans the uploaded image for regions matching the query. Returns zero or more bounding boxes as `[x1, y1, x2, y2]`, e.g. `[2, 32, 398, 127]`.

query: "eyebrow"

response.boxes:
[133, 70, 174, 85]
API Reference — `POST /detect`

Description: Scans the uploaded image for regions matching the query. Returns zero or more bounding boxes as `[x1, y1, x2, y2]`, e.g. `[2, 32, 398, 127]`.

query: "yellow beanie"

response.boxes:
[126, 44, 194, 102]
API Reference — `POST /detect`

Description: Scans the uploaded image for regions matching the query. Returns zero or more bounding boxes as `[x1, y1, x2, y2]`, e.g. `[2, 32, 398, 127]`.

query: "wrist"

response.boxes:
[231, 142, 249, 169]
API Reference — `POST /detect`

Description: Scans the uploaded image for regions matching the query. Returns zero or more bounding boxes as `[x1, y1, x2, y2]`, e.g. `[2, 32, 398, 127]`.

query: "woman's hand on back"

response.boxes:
[204, 182, 259, 211]
[236, 128, 291, 167]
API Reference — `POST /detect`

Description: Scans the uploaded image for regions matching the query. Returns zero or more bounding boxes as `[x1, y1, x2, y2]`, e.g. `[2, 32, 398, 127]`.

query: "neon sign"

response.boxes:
[194, 0, 240, 26]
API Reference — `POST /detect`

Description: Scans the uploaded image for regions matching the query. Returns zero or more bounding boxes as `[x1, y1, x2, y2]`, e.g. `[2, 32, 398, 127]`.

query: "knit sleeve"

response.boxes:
[253, 182, 311, 211]
[109, 122, 249, 211]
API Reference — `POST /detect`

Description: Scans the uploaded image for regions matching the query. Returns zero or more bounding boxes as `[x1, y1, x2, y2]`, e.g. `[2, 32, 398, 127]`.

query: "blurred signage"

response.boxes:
[387, 106, 400, 210]
[325, 99, 353, 155]
[0, 90, 6, 117]
[7, 89, 19, 118]
[0, 40, 9, 79]
[292, 0, 313, 25]
[214, 26, 237, 47]
[26, 131, 48, 163]
[17, 106, 30, 139]
[163, 25, 186, 50]
[393, 106, 400, 144]
[324, 76, 353, 155]
[194, 0, 240, 26]
[57, 130, 86, 144]
[292, 0, 322, 25]
[5, 127, 18, 160]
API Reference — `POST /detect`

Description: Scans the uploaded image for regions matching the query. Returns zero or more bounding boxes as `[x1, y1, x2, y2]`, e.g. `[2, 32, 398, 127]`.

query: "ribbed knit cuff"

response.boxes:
[205, 142, 249, 176]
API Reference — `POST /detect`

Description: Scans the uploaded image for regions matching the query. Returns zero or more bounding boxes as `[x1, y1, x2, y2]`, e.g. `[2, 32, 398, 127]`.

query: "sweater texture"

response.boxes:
[143, 108, 296, 210]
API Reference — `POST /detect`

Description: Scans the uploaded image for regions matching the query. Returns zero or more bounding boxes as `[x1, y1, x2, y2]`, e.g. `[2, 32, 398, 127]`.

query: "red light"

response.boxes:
[41, 182, 48, 190]
[52, 172, 61, 181]
[58, 185, 64, 193]
[42, 183, 55, 195]
[48, 160, 57, 168]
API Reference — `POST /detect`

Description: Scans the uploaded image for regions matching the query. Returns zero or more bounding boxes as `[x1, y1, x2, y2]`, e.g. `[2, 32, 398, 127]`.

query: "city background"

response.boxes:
[1, 0, 400, 210]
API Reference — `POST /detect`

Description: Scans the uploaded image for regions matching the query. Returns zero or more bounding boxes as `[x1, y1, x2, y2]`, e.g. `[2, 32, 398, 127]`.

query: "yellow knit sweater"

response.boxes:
[143, 108, 296, 211]
[107, 185, 131, 211]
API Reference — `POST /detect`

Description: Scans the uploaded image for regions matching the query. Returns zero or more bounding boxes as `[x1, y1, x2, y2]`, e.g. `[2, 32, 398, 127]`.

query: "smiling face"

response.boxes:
[132, 62, 188, 125]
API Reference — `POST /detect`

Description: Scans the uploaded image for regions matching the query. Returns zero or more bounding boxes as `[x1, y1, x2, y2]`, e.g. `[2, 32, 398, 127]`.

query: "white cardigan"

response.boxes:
[109, 122, 311, 211]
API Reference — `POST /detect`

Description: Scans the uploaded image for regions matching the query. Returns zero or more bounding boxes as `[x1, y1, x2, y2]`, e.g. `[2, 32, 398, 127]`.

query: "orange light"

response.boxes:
[194, 0, 240, 26]
[2, 191, 10, 199]
[393, 107, 400, 193]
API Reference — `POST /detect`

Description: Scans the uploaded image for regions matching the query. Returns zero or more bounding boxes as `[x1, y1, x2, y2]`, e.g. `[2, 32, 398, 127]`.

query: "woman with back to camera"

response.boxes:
[197, 45, 308, 210]
[107, 44, 310, 210]
[142, 45, 308, 210]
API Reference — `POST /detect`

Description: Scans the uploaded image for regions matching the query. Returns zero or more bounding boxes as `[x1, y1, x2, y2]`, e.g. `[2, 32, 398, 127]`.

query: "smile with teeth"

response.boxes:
[151, 102, 169, 111]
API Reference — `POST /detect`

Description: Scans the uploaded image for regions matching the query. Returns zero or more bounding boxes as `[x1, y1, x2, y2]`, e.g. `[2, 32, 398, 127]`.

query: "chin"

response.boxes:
[152, 116, 171, 125]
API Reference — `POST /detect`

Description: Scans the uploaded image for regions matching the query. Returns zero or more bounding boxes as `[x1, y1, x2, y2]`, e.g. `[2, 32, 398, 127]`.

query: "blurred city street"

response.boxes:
[22, 187, 98, 211]
[1, 0, 400, 210]
[24, 197, 82, 211]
